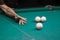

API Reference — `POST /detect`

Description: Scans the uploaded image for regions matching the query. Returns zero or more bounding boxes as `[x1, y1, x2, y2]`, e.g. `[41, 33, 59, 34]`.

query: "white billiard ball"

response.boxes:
[36, 23, 43, 29]
[35, 16, 41, 22]
[41, 16, 46, 22]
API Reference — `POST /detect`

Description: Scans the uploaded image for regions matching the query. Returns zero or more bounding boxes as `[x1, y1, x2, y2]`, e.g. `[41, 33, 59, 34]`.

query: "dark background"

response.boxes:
[5, 0, 60, 8]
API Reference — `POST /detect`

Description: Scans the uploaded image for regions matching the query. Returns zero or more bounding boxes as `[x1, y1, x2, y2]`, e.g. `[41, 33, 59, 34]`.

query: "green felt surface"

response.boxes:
[0, 7, 60, 40]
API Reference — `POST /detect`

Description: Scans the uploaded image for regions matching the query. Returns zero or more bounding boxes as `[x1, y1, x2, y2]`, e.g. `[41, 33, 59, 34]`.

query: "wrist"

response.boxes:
[14, 16, 21, 21]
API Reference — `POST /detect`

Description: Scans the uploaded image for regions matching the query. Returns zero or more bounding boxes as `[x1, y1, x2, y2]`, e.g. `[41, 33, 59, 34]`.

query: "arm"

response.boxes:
[0, 4, 27, 25]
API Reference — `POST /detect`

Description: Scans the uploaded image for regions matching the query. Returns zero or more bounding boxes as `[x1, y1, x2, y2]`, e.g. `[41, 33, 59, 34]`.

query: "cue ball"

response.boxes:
[36, 23, 43, 29]
[41, 16, 46, 22]
[35, 16, 41, 22]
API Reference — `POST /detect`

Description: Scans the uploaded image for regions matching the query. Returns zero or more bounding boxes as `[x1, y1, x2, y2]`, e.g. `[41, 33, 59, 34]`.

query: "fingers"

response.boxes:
[22, 18, 27, 21]
[15, 16, 27, 25]
[17, 16, 27, 21]
[19, 19, 26, 25]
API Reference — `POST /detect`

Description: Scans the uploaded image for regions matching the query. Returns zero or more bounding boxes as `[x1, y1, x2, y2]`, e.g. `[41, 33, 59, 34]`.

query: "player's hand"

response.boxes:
[15, 15, 27, 25]
[18, 17, 27, 25]
[19, 18, 27, 25]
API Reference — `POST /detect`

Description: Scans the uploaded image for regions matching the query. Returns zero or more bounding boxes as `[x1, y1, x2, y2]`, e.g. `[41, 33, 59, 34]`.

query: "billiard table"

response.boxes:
[0, 6, 60, 40]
